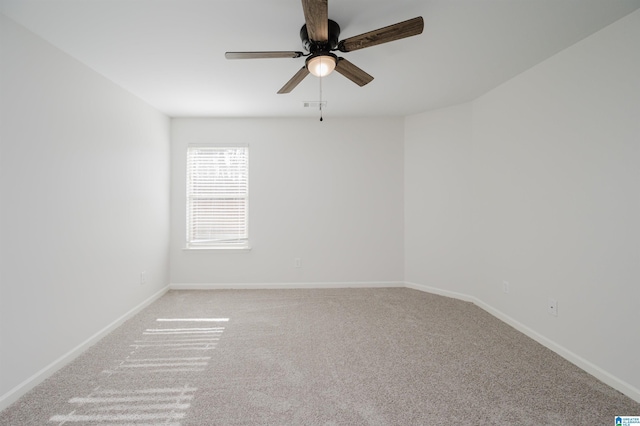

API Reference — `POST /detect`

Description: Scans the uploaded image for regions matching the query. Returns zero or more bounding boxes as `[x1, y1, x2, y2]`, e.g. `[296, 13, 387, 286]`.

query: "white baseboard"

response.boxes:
[0, 285, 170, 412]
[404, 281, 476, 303]
[170, 281, 405, 290]
[405, 281, 640, 404]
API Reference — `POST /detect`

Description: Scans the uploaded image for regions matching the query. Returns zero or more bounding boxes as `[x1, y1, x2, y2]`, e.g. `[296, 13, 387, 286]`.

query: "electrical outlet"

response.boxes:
[502, 281, 510, 294]
[294, 258, 302, 268]
[140, 271, 147, 285]
[548, 298, 558, 316]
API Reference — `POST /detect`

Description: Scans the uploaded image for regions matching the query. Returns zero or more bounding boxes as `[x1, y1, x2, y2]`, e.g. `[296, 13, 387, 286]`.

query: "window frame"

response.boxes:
[185, 144, 250, 250]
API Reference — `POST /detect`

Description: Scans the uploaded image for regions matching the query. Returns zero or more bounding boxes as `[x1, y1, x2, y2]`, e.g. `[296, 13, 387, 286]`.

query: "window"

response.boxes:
[186, 146, 249, 249]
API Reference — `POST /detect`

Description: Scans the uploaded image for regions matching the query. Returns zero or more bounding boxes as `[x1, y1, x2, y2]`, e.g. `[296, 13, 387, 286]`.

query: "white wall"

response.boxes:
[405, 10, 640, 399]
[0, 14, 170, 403]
[472, 9, 640, 396]
[404, 103, 474, 296]
[170, 118, 404, 286]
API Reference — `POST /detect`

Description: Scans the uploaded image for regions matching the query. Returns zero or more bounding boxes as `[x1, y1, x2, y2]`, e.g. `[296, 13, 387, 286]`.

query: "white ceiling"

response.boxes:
[2, 0, 639, 118]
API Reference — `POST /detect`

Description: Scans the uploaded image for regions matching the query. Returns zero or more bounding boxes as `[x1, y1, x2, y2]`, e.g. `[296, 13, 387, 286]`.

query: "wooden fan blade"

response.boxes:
[301, 0, 328, 42]
[334, 58, 373, 87]
[338, 16, 424, 52]
[225, 51, 304, 59]
[278, 66, 310, 94]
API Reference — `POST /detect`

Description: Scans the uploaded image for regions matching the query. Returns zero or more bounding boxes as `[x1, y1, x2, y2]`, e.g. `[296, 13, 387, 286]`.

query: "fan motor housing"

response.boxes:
[300, 19, 340, 53]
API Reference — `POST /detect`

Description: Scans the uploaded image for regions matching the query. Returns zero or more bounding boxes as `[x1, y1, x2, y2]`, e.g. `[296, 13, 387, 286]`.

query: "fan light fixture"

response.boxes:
[306, 54, 337, 77]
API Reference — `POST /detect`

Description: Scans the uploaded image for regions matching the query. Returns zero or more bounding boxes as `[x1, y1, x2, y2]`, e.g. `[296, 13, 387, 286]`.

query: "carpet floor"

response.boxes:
[1, 288, 638, 425]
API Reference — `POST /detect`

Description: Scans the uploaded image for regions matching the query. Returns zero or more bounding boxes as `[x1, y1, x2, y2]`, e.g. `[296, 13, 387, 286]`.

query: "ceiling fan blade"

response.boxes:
[278, 66, 310, 94]
[225, 51, 304, 59]
[301, 0, 328, 42]
[338, 16, 424, 52]
[334, 57, 374, 87]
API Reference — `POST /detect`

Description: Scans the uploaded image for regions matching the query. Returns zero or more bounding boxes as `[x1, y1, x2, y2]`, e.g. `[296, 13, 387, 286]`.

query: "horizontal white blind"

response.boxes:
[187, 146, 249, 247]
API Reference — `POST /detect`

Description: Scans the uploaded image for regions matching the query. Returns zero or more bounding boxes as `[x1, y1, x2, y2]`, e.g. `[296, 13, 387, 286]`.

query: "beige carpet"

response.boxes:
[1, 288, 638, 425]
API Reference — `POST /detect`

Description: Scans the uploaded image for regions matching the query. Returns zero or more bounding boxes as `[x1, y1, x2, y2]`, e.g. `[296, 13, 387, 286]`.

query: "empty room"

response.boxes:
[1, 0, 639, 424]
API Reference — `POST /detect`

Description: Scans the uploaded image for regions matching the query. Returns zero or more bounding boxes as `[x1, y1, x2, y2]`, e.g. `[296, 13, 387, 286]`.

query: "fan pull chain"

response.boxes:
[319, 73, 323, 122]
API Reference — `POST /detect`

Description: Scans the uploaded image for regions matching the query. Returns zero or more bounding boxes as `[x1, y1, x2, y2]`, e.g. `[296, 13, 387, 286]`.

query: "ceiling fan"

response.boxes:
[225, 0, 424, 94]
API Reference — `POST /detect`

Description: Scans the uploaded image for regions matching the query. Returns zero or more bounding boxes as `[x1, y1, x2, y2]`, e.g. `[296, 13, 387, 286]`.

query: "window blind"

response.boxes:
[186, 146, 249, 248]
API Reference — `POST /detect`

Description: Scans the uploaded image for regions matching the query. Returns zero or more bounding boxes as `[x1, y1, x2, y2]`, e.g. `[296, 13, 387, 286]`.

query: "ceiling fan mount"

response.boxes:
[225, 0, 424, 94]
[300, 19, 340, 53]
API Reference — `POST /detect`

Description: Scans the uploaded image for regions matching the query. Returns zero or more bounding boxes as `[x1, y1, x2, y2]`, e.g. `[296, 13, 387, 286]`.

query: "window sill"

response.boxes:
[182, 246, 252, 252]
